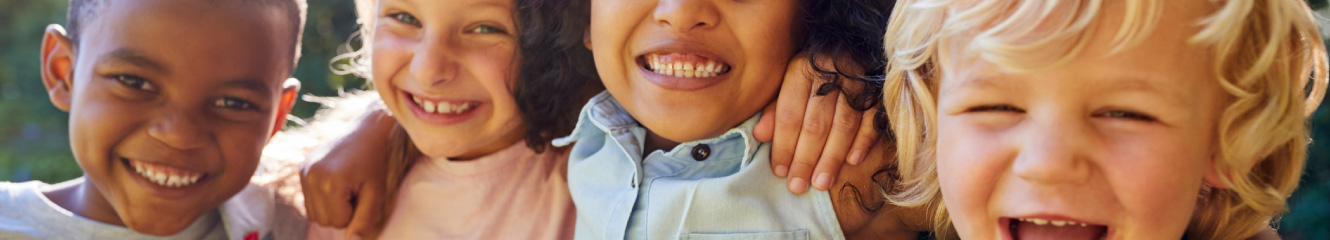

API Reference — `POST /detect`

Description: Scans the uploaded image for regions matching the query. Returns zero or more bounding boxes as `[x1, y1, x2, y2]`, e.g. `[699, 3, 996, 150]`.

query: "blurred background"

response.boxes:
[0, 0, 1327, 238]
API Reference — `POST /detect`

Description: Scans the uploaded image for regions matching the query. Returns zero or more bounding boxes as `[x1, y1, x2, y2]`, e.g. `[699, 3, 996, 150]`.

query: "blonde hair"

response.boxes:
[881, 0, 1329, 238]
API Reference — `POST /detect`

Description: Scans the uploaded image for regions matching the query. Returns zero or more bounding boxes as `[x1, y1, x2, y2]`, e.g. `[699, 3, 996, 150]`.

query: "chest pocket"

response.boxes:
[678, 229, 809, 240]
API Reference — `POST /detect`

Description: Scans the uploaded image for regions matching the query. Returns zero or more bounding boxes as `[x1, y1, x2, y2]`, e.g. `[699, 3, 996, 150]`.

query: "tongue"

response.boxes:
[1015, 221, 1107, 240]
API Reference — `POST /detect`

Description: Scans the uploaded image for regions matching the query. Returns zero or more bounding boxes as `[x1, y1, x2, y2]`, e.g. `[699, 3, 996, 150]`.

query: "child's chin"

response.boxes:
[119, 208, 205, 236]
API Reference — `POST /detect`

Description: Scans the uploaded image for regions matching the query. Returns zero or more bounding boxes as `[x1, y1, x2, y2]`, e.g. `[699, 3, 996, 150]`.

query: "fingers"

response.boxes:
[322, 181, 356, 228]
[771, 57, 814, 178]
[300, 172, 327, 226]
[847, 107, 881, 165]
[301, 161, 355, 228]
[786, 89, 839, 195]
[753, 100, 778, 143]
[345, 183, 386, 240]
[810, 93, 863, 191]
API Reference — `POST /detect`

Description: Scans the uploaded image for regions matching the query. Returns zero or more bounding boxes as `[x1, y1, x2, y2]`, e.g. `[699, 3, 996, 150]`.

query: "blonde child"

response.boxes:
[881, 0, 1327, 239]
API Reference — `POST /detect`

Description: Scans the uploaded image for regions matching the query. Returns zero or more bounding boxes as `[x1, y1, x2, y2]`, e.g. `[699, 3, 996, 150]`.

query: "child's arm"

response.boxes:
[755, 52, 880, 194]
[300, 104, 395, 239]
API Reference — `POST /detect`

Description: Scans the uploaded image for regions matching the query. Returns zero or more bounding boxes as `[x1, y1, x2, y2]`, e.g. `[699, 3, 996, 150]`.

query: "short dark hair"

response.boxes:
[66, 0, 308, 68]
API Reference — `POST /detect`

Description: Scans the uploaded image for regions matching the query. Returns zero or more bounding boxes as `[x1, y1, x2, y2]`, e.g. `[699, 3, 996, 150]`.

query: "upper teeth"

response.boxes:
[647, 54, 728, 78]
[130, 160, 202, 188]
[412, 96, 475, 114]
[1018, 218, 1089, 227]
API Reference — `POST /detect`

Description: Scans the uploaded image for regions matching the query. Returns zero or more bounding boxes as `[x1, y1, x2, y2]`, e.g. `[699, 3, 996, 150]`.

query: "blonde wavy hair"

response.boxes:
[881, 0, 1329, 239]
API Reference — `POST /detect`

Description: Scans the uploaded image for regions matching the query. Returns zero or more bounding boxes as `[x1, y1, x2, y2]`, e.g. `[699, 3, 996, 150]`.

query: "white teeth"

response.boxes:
[646, 54, 729, 78]
[130, 160, 202, 188]
[415, 98, 475, 115]
[413, 96, 422, 105]
[1019, 218, 1090, 228]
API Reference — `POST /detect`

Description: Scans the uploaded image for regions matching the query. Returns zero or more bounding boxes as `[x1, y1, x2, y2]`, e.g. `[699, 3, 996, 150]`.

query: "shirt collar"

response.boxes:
[555, 91, 764, 165]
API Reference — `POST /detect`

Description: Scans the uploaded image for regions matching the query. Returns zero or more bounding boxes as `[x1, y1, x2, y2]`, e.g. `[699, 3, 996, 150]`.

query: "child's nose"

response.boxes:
[654, 0, 719, 33]
[409, 33, 460, 87]
[1012, 120, 1091, 185]
[147, 107, 210, 150]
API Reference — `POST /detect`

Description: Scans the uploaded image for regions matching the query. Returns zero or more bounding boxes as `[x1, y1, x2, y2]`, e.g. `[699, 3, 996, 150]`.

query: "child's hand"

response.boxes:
[300, 104, 397, 239]
[755, 52, 879, 195]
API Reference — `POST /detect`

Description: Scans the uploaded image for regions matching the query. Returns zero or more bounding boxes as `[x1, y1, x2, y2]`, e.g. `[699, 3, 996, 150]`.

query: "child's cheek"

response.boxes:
[936, 115, 1007, 234]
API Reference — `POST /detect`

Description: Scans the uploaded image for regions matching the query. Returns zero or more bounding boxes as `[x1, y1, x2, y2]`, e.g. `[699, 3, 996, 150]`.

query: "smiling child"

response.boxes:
[0, 0, 309, 239]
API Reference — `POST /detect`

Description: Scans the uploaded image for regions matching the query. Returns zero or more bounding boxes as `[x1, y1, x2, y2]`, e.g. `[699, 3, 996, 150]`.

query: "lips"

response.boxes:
[401, 91, 485, 125]
[642, 53, 731, 78]
[411, 95, 479, 115]
[635, 51, 734, 91]
[1005, 217, 1109, 240]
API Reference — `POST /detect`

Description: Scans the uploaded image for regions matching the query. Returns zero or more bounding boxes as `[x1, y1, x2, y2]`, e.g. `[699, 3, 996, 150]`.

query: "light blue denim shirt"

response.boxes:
[554, 92, 844, 240]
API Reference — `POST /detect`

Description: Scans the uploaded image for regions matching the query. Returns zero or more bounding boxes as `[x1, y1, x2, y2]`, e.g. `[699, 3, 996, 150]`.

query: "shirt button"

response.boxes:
[691, 144, 711, 161]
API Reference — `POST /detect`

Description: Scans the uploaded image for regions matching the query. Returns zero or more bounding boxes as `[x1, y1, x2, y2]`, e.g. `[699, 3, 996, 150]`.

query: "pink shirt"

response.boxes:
[378, 143, 576, 239]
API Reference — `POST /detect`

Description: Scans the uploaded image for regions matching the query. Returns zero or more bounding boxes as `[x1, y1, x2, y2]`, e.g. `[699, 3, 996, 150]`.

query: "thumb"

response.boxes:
[754, 100, 778, 142]
[344, 183, 386, 240]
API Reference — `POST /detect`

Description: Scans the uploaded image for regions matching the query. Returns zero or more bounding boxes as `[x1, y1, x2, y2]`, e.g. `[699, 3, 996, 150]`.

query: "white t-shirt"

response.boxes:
[0, 181, 227, 240]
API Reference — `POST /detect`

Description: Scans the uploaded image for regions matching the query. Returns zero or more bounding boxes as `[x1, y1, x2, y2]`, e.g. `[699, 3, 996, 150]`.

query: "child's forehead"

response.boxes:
[78, 0, 296, 86]
[940, 0, 1217, 84]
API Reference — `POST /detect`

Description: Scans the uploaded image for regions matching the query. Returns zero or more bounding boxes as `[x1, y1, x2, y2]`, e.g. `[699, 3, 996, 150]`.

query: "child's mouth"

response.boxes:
[410, 94, 480, 115]
[1004, 217, 1109, 240]
[123, 158, 206, 188]
[639, 53, 732, 78]
[401, 92, 485, 125]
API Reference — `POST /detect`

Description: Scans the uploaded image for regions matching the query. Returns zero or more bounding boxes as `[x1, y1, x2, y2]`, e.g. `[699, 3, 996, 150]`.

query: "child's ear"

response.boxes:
[41, 24, 75, 112]
[583, 30, 593, 50]
[269, 78, 301, 138]
[1202, 154, 1262, 189]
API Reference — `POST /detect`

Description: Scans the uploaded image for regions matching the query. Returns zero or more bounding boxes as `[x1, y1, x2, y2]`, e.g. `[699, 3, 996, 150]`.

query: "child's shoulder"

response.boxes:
[0, 181, 61, 239]
[216, 183, 309, 240]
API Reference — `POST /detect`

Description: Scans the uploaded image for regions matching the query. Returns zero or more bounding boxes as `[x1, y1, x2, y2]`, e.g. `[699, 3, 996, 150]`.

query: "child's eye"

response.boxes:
[113, 75, 155, 92]
[389, 12, 421, 26]
[214, 97, 257, 111]
[1098, 110, 1156, 122]
[966, 104, 1025, 113]
[468, 25, 507, 34]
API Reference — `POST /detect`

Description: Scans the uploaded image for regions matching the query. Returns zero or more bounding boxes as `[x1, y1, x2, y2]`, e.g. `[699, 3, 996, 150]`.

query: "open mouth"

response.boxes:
[1004, 217, 1109, 240]
[121, 157, 206, 188]
[406, 92, 481, 115]
[638, 53, 731, 78]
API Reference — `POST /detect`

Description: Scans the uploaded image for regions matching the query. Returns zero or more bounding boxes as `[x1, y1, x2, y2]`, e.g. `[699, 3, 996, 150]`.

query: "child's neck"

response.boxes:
[643, 131, 682, 154]
[42, 177, 124, 226]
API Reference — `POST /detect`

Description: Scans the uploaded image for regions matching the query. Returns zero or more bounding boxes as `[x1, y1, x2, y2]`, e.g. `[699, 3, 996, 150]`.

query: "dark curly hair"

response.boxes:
[799, 0, 891, 129]
[513, 0, 603, 153]
[796, 0, 902, 220]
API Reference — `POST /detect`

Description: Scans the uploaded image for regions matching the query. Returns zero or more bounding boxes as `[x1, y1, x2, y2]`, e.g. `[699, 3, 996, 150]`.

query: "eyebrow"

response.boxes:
[96, 48, 168, 74]
[221, 78, 275, 96]
[944, 76, 1018, 93]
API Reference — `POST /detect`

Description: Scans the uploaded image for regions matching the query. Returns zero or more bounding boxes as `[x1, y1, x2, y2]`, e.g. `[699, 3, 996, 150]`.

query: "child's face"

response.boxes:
[588, 0, 800, 142]
[371, 0, 524, 159]
[934, 3, 1226, 239]
[43, 0, 298, 235]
